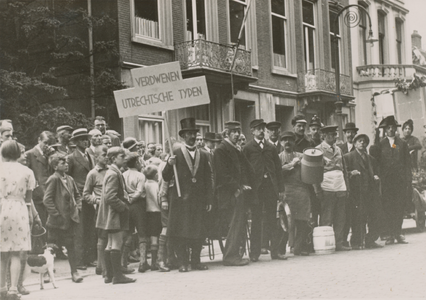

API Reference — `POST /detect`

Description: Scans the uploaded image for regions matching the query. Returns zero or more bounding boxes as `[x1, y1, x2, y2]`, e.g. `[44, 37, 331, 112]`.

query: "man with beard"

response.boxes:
[376, 116, 411, 245]
[243, 119, 284, 261]
[292, 114, 315, 153]
[308, 115, 322, 146]
[162, 118, 212, 272]
[94, 116, 120, 146]
[56, 125, 74, 156]
[67, 128, 96, 270]
[26, 131, 56, 228]
[214, 121, 253, 266]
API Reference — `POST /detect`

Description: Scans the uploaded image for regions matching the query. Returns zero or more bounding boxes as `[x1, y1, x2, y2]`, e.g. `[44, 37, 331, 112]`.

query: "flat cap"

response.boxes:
[280, 131, 296, 140]
[291, 114, 307, 126]
[249, 119, 266, 129]
[266, 121, 281, 130]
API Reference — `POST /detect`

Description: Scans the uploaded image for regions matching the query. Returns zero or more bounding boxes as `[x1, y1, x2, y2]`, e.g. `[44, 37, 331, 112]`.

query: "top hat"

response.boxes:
[309, 115, 322, 127]
[179, 118, 199, 137]
[266, 121, 281, 130]
[122, 137, 138, 150]
[204, 132, 219, 142]
[56, 125, 73, 133]
[343, 122, 359, 132]
[353, 133, 370, 146]
[280, 131, 296, 140]
[291, 114, 308, 126]
[320, 125, 338, 133]
[250, 119, 266, 129]
[70, 128, 90, 141]
[224, 121, 241, 131]
[379, 115, 401, 128]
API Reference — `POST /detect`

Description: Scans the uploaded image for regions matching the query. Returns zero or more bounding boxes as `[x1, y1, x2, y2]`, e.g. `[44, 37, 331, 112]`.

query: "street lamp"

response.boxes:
[332, 3, 377, 140]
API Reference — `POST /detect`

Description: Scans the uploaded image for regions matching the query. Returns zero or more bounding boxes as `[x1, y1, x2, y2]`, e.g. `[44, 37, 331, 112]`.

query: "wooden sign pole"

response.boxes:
[164, 111, 181, 197]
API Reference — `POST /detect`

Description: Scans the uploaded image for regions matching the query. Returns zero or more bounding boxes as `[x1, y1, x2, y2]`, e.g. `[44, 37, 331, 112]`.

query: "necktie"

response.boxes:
[186, 146, 196, 152]
[259, 141, 264, 149]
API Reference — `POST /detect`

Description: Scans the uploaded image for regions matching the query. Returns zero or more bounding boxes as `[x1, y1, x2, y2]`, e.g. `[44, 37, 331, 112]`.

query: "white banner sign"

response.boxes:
[114, 62, 210, 118]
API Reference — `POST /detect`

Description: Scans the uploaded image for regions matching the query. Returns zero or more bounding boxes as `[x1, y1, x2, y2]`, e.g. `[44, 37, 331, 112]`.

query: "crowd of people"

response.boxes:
[1, 113, 426, 299]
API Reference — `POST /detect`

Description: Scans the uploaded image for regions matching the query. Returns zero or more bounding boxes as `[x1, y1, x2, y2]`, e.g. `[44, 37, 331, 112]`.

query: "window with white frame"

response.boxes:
[303, 0, 316, 72]
[186, 0, 206, 41]
[131, 0, 173, 49]
[138, 114, 164, 145]
[329, 10, 341, 72]
[378, 11, 386, 64]
[271, 0, 287, 69]
[358, 2, 368, 65]
[395, 18, 403, 64]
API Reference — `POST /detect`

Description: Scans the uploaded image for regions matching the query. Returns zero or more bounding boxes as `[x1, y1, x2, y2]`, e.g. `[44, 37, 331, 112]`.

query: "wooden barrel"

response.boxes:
[313, 226, 335, 254]
[301, 148, 323, 184]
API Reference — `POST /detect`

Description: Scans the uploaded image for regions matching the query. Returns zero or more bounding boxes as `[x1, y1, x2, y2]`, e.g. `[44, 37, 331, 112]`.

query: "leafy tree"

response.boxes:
[0, 0, 125, 147]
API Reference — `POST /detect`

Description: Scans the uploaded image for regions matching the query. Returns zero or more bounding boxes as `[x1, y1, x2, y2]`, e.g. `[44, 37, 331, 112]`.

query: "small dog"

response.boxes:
[28, 245, 58, 290]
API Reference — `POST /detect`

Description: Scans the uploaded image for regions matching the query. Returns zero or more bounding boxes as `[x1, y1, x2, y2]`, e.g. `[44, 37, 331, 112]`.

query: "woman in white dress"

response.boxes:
[0, 140, 36, 300]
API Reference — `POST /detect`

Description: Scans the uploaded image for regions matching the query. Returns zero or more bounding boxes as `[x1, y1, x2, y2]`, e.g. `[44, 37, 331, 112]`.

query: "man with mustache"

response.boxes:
[162, 118, 212, 272]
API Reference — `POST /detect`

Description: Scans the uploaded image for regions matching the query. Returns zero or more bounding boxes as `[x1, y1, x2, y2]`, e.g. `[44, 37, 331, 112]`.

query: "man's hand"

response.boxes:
[350, 170, 361, 176]
[167, 155, 176, 166]
[161, 201, 169, 210]
[242, 185, 252, 191]
[282, 164, 294, 171]
[206, 205, 212, 212]
[374, 175, 380, 181]
[234, 189, 241, 198]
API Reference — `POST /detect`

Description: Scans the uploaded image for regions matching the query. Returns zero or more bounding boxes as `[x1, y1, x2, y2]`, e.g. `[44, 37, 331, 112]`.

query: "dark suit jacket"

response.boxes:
[96, 164, 129, 231]
[268, 140, 283, 154]
[343, 150, 378, 194]
[338, 142, 355, 155]
[294, 134, 315, 153]
[243, 139, 283, 197]
[67, 148, 94, 194]
[162, 146, 213, 239]
[214, 140, 254, 210]
[43, 173, 80, 230]
[26, 146, 53, 204]
[377, 137, 411, 185]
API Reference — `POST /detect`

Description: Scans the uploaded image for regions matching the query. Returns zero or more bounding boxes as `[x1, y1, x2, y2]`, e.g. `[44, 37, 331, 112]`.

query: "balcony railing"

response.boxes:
[174, 39, 252, 77]
[298, 69, 352, 96]
[354, 64, 426, 81]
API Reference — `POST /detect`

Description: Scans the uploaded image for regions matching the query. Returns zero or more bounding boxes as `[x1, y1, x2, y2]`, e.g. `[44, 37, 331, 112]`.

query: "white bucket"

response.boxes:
[313, 226, 335, 254]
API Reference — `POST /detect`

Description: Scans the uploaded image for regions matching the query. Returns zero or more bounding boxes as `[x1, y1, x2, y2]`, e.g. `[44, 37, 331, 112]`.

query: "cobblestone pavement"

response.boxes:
[20, 220, 426, 300]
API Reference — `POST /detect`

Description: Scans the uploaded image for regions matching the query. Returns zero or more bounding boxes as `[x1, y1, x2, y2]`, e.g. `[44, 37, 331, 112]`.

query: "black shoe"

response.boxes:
[250, 257, 259, 262]
[385, 238, 395, 245]
[396, 235, 408, 244]
[351, 245, 362, 250]
[223, 259, 249, 266]
[365, 242, 383, 249]
[86, 262, 97, 268]
[178, 265, 189, 272]
[138, 262, 151, 273]
[336, 245, 351, 251]
[112, 275, 136, 284]
[191, 263, 208, 270]
[271, 254, 288, 260]
[260, 248, 269, 255]
[121, 266, 135, 274]
[71, 272, 83, 283]
[76, 265, 87, 271]
[17, 285, 30, 295]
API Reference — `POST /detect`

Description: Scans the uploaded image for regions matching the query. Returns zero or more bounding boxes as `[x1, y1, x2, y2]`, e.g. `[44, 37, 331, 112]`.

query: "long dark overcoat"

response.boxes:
[162, 147, 212, 239]
[96, 164, 130, 231]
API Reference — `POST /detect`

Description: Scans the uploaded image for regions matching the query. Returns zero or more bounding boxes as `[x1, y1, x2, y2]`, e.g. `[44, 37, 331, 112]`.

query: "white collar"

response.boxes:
[254, 137, 265, 144]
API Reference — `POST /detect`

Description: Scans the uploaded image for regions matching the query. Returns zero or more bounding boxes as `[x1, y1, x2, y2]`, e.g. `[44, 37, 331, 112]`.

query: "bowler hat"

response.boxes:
[56, 125, 73, 133]
[122, 137, 138, 150]
[215, 133, 223, 141]
[379, 115, 401, 128]
[224, 121, 241, 131]
[204, 132, 219, 142]
[179, 118, 199, 137]
[320, 125, 338, 133]
[343, 122, 359, 132]
[70, 128, 90, 141]
[353, 133, 370, 146]
[291, 114, 307, 126]
[250, 119, 266, 129]
[280, 131, 296, 140]
[266, 121, 281, 130]
[309, 115, 322, 127]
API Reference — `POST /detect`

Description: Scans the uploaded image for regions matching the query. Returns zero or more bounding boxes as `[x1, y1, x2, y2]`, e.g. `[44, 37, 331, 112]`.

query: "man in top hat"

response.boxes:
[376, 116, 411, 245]
[292, 114, 315, 153]
[343, 133, 383, 249]
[243, 119, 284, 261]
[67, 128, 96, 270]
[314, 125, 351, 251]
[162, 118, 213, 272]
[339, 123, 359, 155]
[56, 125, 74, 156]
[308, 115, 322, 146]
[214, 121, 253, 266]
[266, 121, 283, 154]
